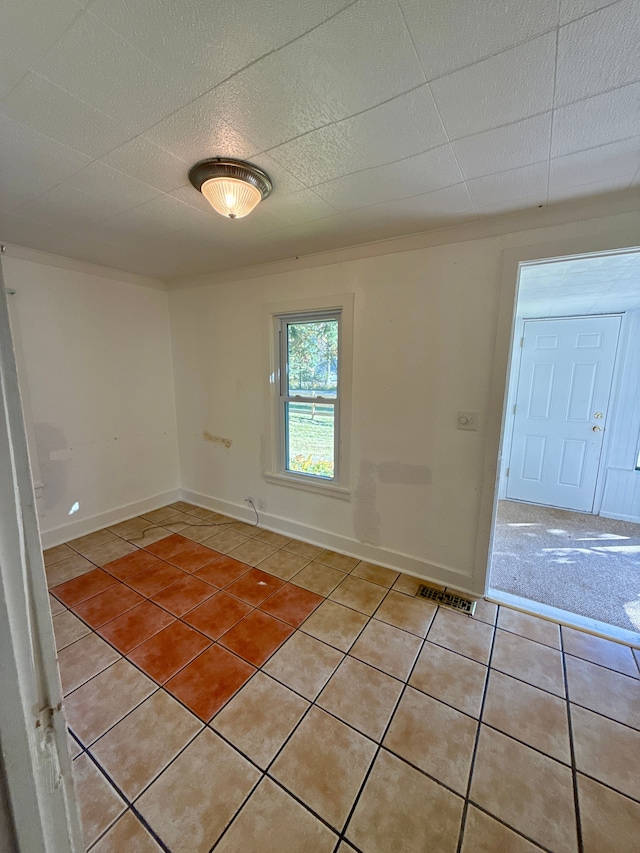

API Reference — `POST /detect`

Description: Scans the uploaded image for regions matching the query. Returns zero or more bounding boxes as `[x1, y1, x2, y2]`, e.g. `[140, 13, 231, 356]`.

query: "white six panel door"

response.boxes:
[506, 315, 621, 512]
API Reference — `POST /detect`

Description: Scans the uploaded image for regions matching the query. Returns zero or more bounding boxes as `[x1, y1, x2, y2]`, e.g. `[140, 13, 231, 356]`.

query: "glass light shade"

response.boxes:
[201, 177, 262, 219]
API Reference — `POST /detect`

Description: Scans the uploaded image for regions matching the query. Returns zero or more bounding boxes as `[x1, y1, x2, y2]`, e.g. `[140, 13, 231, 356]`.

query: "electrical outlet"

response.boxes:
[457, 410, 479, 431]
[244, 496, 266, 512]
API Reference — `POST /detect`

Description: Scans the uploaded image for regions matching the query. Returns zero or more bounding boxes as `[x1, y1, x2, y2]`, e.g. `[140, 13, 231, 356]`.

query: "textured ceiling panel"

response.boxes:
[0, 0, 638, 280]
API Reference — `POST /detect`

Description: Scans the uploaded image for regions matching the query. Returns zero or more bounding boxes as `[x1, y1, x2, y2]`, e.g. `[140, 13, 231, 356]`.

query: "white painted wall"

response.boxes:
[170, 211, 640, 594]
[3, 255, 180, 545]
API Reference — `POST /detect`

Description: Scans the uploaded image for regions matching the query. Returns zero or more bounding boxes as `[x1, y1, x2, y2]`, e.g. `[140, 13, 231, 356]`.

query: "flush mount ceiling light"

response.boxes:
[189, 158, 272, 219]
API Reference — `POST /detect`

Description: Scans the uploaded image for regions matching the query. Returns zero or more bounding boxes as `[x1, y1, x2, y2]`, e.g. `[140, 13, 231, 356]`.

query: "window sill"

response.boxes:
[263, 471, 351, 500]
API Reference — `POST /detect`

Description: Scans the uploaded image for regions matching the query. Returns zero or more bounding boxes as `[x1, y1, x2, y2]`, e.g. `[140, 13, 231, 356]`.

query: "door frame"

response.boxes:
[500, 312, 624, 514]
[0, 255, 83, 852]
[472, 234, 640, 597]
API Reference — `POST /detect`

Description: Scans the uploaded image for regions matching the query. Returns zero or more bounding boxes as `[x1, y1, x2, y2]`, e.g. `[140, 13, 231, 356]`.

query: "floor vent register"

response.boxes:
[416, 585, 477, 615]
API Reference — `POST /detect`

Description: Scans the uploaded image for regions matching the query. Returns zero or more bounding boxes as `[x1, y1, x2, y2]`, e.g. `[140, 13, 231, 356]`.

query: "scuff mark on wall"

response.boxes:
[202, 431, 232, 449]
[353, 460, 432, 545]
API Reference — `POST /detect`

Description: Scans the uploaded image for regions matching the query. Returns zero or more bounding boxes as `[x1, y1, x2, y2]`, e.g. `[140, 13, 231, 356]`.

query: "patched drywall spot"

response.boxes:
[377, 461, 432, 486]
[202, 431, 232, 449]
[34, 423, 68, 514]
[353, 460, 381, 546]
[353, 460, 432, 546]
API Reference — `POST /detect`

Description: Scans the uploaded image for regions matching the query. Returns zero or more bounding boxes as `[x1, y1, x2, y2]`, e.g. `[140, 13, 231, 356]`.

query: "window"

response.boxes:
[279, 310, 340, 480]
[264, 294, 352, 497]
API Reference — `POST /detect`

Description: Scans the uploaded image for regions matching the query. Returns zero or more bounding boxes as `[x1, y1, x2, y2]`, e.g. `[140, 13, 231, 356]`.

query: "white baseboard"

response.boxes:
[39, 488, 181, 549]
[180, 488, 474, 594]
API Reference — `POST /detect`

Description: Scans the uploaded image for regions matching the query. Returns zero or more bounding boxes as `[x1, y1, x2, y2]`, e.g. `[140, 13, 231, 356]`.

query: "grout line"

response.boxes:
[455, 614, 497, 853]
[561, 628, 585, 853]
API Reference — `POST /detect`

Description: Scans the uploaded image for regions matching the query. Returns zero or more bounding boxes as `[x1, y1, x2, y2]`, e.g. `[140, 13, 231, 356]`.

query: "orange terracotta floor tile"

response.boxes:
[143, 533, 191, 560]
[219, 609, 294, 666]
[128, 621, 211, 684]
[225, 568, 285, 606]
[98, 600, 175, 654]
[183, 592, 252, 640]
[150, 575, 217, 617]
[166, 644, 255, 721]
[102, 549, 163, 580]
[124, 562, 187, 597]
[259, 583, 324, 627]
[73, 583, 145, 628]
[193, 555, 250, 588]
[166, 541, 222, 572]
[52, 568, 118, 607]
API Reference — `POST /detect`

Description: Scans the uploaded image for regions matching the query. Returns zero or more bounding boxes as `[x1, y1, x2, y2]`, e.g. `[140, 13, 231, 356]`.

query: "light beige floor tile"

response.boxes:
[470, 726, 578, 853]
[68, 529, 119, 555]
[461, 806, 542, 853]
[410, 641, 487, 718]
[329, 575, 387, 616]
[127, 527, 171, 547]
[346, 749, 464, 853]
[227, 521, 262, 538]
[384, 687, 477, 794]
[350, 561, 399, 587]
[492, 629, 565, 697]
[90, 810, 162, 853]
[428, 608, 494, 665]
[482, 670, 571, 763]
[72, 754, 125, 849]
[64, 658, 156, 746]
[577, 773, 640, 853]
[91, 691, 202, 800]
[566, 654, 640, 729]
[46, 554, 94, 588]
[258, 549, 310, 580]
[350, 619, 422, 680]
[317, 656, 403, 741]
[58, 633, 120, 695]
[497, 607, 561, 649]
[161, 513, 194, 532]
[471, 599, 498, 626]
[301, 600, 368, 651]
[284, 540, 324, 560]
[49, 593, 66, 616]
[204, 529, 249, 554]
[178, 524, 220, 543]
[392, 573, 428, 596]
[136, 728, 259, 853]
[107, 516, 153, 538]
[215, 777, 337, 853]
[68, 733, 82, 759]
[570, 704, 640, 799]
[83, 539, 137, 567]
[211, 672, 309, 769]
[183, 505, 214, 519]
[374, 590, 436, 637]
[337, 844, 357, 852]
[43, 543, 76, 566]
[271, 706, 376, 831]
[168, 501, 199, 513]
[562, 627, 638, 678]
[314, 550, 359, 572]
[141, 507, 181, 524]
[254, 529, 293, 548]
[292, 562, 345, 596]
[227, 539, 277, 567]
[53, 610, 90, 650]
[263, 631, 343, 700]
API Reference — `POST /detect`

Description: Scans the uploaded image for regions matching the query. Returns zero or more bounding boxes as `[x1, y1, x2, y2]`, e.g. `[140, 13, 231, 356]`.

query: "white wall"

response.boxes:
[0, 751, 17, 853]
[3, 254, 180, 545]
[169, 209, 640, 595]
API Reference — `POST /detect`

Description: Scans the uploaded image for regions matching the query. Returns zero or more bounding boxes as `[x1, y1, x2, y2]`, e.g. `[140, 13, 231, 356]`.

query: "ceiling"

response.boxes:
[519, 250, 640, 316]
[1, 0, 639, 281]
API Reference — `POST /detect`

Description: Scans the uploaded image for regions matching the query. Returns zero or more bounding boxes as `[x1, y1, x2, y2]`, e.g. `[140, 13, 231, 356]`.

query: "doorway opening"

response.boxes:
[488, 249, 640, 640]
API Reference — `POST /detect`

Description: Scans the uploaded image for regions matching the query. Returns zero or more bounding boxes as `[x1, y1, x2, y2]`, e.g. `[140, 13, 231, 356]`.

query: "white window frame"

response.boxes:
[264, 293, 353, 498]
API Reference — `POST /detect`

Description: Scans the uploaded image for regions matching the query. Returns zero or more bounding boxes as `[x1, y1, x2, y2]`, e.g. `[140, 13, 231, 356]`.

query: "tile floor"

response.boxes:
[45, 502, 640, 852]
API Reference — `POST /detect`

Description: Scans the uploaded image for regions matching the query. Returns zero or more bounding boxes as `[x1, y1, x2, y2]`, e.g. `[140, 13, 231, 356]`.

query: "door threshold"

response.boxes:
[487, 587, 640, 649]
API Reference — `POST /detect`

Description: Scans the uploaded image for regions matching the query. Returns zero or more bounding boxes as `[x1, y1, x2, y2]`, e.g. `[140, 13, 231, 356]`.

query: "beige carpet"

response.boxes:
[490, 500, 640, 633]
